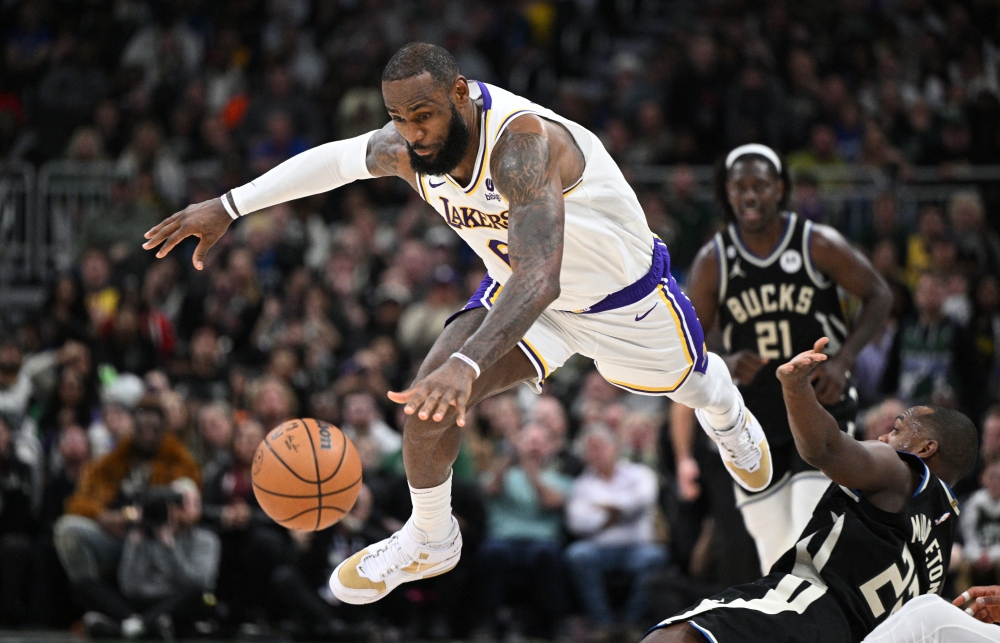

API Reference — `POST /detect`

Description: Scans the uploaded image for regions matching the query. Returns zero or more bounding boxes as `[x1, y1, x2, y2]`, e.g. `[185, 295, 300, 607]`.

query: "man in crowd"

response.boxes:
[477, 423, 573, 641]
[565, 424, 666, 642]
[53, 396, 200, 637]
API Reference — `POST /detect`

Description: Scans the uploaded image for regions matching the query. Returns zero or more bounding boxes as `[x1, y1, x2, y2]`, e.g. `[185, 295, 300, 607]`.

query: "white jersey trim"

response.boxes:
[802, 220, 833, 288]
[727, 213, 797, 268]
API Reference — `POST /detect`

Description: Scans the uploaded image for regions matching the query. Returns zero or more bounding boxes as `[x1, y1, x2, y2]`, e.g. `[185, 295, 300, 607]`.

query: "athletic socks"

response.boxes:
[408, 470, 455, 543]
[700, 396, 743, 434]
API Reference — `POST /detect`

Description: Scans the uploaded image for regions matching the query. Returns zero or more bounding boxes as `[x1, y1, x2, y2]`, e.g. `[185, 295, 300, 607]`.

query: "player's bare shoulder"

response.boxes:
[491, 113, 584, 196]
[806, 220, 863, 269]
[366, 123, 418, 189]
[690, 237, 722, 292]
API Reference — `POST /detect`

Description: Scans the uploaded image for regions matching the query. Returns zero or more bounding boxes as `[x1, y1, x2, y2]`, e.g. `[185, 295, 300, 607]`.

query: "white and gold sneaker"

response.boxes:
[696, 407, 772, 492]
[329, 518, 462, 605]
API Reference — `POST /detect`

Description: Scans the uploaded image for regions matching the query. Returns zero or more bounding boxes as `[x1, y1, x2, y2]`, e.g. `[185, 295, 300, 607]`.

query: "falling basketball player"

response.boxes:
[144, 43, 770, 605]
[645, 338, 981, 643]
[673, 144, 892, 572]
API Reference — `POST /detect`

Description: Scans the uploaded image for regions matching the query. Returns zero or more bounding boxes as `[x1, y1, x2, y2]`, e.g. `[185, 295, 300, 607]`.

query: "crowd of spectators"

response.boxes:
[3, 0, 1000, 641]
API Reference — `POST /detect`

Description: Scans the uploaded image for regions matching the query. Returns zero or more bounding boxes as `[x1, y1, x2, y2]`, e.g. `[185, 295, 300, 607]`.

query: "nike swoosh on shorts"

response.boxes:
[635, 304, 656, 322]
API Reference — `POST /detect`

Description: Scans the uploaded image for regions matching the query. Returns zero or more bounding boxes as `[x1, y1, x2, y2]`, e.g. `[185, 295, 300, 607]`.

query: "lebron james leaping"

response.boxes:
[143, 43, 771, 605]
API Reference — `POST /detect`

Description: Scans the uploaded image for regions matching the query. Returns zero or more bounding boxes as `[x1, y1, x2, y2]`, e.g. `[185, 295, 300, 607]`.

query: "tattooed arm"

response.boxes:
[144, 123, 414, 268]
[387, 115, 572, 427]
[365, 122, 418, 188]
[457, 116, 565, 370]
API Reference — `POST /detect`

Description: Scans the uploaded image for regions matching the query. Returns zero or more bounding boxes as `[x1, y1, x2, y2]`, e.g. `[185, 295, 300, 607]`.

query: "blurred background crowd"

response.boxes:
[2, 0, 1000, 641]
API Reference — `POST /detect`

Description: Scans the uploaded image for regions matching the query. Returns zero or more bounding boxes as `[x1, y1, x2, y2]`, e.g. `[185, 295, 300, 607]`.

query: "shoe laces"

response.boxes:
[358, 532, 417, 582]
[720, 417, 759, 470]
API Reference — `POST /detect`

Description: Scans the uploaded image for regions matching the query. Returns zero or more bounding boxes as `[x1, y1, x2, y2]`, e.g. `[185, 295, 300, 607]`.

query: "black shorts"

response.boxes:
[646, 573, 853, 643]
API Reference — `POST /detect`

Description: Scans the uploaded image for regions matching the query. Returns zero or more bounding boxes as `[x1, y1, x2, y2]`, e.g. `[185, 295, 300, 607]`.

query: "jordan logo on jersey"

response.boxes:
[438, 196, 509, 231]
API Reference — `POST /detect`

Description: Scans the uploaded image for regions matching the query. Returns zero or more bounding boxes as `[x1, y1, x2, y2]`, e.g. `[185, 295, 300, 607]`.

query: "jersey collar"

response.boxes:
[727, 213, 797, 268]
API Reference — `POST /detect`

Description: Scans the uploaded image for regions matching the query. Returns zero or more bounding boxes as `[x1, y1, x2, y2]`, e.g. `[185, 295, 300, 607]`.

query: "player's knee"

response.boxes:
[670, 353, 733, 411]
[641, 623, 705, 643]
[401, 410, 459, 438]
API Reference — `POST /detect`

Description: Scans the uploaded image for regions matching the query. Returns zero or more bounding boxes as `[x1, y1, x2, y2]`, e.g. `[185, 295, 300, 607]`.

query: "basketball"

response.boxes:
[251, 418, 363, 531]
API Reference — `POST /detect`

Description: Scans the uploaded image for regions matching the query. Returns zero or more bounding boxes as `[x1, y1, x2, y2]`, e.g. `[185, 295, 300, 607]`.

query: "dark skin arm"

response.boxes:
[777, 337, 916, 513]
[807, 225, 892, 405]
[390, 114, 579, 427]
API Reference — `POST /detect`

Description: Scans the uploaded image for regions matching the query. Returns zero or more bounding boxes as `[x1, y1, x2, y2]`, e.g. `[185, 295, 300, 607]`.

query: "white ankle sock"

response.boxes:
[409, 471, 454, 543]
[701, 398, 743, 434]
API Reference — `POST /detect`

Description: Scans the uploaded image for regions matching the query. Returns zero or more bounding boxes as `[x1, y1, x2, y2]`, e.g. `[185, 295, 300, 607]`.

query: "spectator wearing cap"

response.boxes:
[88, 372, 144, 459]
[565, 425, 666, 642]
[397, 264, 464, 360]
[53, 396, 199, 637]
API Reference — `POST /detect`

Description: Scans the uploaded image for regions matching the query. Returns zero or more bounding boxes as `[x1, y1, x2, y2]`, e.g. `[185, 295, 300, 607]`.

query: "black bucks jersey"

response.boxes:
[715, 213, 856, 450]
[652, 453, 961, 643]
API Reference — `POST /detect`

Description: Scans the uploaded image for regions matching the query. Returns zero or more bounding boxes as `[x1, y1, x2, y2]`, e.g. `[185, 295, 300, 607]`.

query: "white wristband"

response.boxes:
[450, 352, 481, 379]
[220, 191, 239, 219]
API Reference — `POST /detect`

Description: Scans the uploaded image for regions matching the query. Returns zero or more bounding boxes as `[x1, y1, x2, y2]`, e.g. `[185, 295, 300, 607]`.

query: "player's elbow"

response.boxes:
[797, 434, 847, 471]
[533, 272, 561, 306]
[867, 273, 893, 311]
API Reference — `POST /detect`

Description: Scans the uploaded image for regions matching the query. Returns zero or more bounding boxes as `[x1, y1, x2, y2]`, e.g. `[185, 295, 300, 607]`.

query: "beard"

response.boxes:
[406, 103, 471, 176]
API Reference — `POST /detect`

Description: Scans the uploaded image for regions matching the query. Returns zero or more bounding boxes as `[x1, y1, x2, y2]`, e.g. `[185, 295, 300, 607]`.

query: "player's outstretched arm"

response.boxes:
[388, 115, 565, 427]
[143, 124, 413, 269]
[954, 587, 1000, 623]
[778, 338, 914, 508]
[808, 225, 892, 405]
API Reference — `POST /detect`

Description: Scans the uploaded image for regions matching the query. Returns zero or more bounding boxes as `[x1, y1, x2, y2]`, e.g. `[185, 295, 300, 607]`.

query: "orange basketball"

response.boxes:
[251, 418, 363, 531]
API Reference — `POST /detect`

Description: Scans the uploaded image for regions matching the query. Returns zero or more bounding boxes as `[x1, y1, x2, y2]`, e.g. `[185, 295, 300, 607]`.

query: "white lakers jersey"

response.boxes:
[415, 82, 654, 312]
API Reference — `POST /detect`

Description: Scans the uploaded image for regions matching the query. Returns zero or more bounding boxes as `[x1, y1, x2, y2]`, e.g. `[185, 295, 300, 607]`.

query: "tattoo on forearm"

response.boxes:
[460, 132, 564, 370]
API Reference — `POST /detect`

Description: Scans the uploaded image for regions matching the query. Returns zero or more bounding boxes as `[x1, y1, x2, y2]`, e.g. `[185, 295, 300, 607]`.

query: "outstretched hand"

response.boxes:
[776, 337, 829, 385]
[142, 197, 234, 270]
[953, 586, 1000, 623]
[387, 357, 476, 427]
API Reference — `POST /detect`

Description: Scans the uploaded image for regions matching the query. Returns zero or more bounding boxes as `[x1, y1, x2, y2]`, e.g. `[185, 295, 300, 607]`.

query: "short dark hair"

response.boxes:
[714, 150, 792, 224]
[919, 405, 978, 482]
[382, 43, 460, 89]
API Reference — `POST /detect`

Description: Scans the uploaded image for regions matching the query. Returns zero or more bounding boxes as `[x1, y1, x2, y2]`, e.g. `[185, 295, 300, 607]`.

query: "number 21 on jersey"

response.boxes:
[756, 320, 792, 360]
